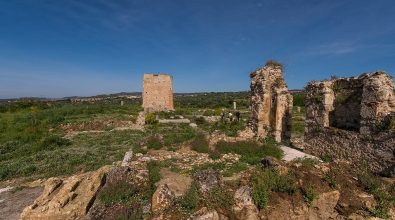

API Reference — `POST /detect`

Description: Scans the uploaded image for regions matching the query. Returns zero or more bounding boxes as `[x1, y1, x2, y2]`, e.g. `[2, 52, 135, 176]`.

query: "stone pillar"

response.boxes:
[249, 61, 293, 142]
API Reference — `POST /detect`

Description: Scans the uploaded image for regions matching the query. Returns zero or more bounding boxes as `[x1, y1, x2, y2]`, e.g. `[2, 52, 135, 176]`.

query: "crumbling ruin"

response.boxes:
[304, 71, 395, 175]
[249, 61, 293, 142]
[142, 74, 174, 112]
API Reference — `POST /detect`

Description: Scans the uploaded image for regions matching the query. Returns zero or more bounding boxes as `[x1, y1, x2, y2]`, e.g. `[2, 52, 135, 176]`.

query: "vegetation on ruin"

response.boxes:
[265, 60, 284, 69]
[252, 168, 297, 209]
[292, 93, 305, 107]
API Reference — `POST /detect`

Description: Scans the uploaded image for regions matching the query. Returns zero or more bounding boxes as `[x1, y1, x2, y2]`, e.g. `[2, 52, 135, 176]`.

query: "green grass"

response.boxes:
[178, 182, 200, 212]
[252, 168, 296, 209]
[214, 138, 283, 165]
[190, 133, 209, 153]
[206, 186, 234, 210]
[222, 162, 249, 177]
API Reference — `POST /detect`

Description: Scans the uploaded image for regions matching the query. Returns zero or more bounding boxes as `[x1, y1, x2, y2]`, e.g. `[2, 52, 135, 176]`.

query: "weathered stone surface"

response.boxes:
[249, 61, 293, 142]
[151, 184, 175, 214]
[232, 186, 259, 220]
[121, 150, 133, 166]
[309, 190, 340, 219]
[142, 74, 174, 112]
[157, 169, 192, 198]
[21, 166, 112, 220]
[192, 207, 221, 220]
[263, 190, 340, 220]
[193, 169, 220, 194]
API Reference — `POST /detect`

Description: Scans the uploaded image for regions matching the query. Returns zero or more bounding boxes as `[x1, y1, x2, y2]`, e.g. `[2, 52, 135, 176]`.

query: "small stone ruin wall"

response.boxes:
[249, 62, 293, 142]
[304, 72, 395, 175]
[142, 74, 174, 112]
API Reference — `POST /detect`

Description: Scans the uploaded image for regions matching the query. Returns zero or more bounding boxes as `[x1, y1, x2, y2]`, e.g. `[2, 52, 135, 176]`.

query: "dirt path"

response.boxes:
[0, 186, 43, 220]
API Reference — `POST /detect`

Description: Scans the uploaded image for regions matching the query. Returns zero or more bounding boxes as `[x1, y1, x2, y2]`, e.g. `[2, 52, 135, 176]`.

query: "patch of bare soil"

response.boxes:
[0, 187, 43, 220]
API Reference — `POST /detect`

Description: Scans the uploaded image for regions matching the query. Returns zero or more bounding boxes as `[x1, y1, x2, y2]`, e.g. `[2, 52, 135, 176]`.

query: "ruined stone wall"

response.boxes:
[142, 74, 174, 112]
[305, 128, 395, 176]
[304, 71, 395, 176]
[305, 72, 395, 135]
[250, 63, 293, 142]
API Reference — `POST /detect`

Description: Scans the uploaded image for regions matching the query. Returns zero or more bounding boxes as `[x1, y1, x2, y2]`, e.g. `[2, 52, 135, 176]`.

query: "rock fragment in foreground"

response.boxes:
[20, 166, 112, 220]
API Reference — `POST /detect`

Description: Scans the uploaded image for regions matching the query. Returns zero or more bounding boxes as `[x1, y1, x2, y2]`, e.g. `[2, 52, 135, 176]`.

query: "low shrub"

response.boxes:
[358, 171, 395, 218]
[178, 182, 200, 211]
[215, 139, 282, 165]
[252, 168, 296, 209]
[302, 183, 318, 207]
[145, 113, 157, 125]
[190, 133, 209, 153]
[324, 170, 337, 188]
[206, 186, 234, 210]
[98, 181, 139, 206]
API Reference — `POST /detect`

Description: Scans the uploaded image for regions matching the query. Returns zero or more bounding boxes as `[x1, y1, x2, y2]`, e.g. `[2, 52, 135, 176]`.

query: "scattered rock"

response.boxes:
[193, 169, 220, 193]
[189, 123, 198, 128]
[151, 184, 175, 214]
[309, 190, 340, 219]
[232, 186, 259, 220]
[261, 156, 281, 169]
[21, 166, 112, 220]
[192, 207, 220, 220]
[121, 149, 133, 166]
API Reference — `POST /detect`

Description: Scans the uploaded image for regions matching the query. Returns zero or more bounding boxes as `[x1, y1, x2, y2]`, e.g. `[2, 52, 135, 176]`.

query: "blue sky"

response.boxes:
[0, 0, 394, 98]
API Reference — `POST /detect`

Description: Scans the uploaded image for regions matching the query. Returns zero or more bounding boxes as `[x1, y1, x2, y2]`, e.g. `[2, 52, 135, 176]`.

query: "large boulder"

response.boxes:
[309, 190, 340, 219]
[20, 166, 112, 220]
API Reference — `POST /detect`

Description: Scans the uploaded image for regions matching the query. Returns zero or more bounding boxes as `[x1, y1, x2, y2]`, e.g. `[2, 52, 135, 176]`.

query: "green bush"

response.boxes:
[145, 113, 157, 125]
[324, 170, 337, 188]
[252, 168, 296, 209]
[190, 133, 209, 153]
[302, 183, 318, 207]
[206, 186, 234, 210]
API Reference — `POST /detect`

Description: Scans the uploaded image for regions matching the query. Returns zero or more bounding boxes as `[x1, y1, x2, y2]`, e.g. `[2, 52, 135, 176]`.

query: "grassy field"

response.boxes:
[0, 92, 305, 182]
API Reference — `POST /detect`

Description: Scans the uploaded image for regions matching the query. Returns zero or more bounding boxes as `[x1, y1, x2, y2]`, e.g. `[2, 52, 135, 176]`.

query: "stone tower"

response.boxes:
[142, 74, 174, 112]
[249, 61, 293, 142]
